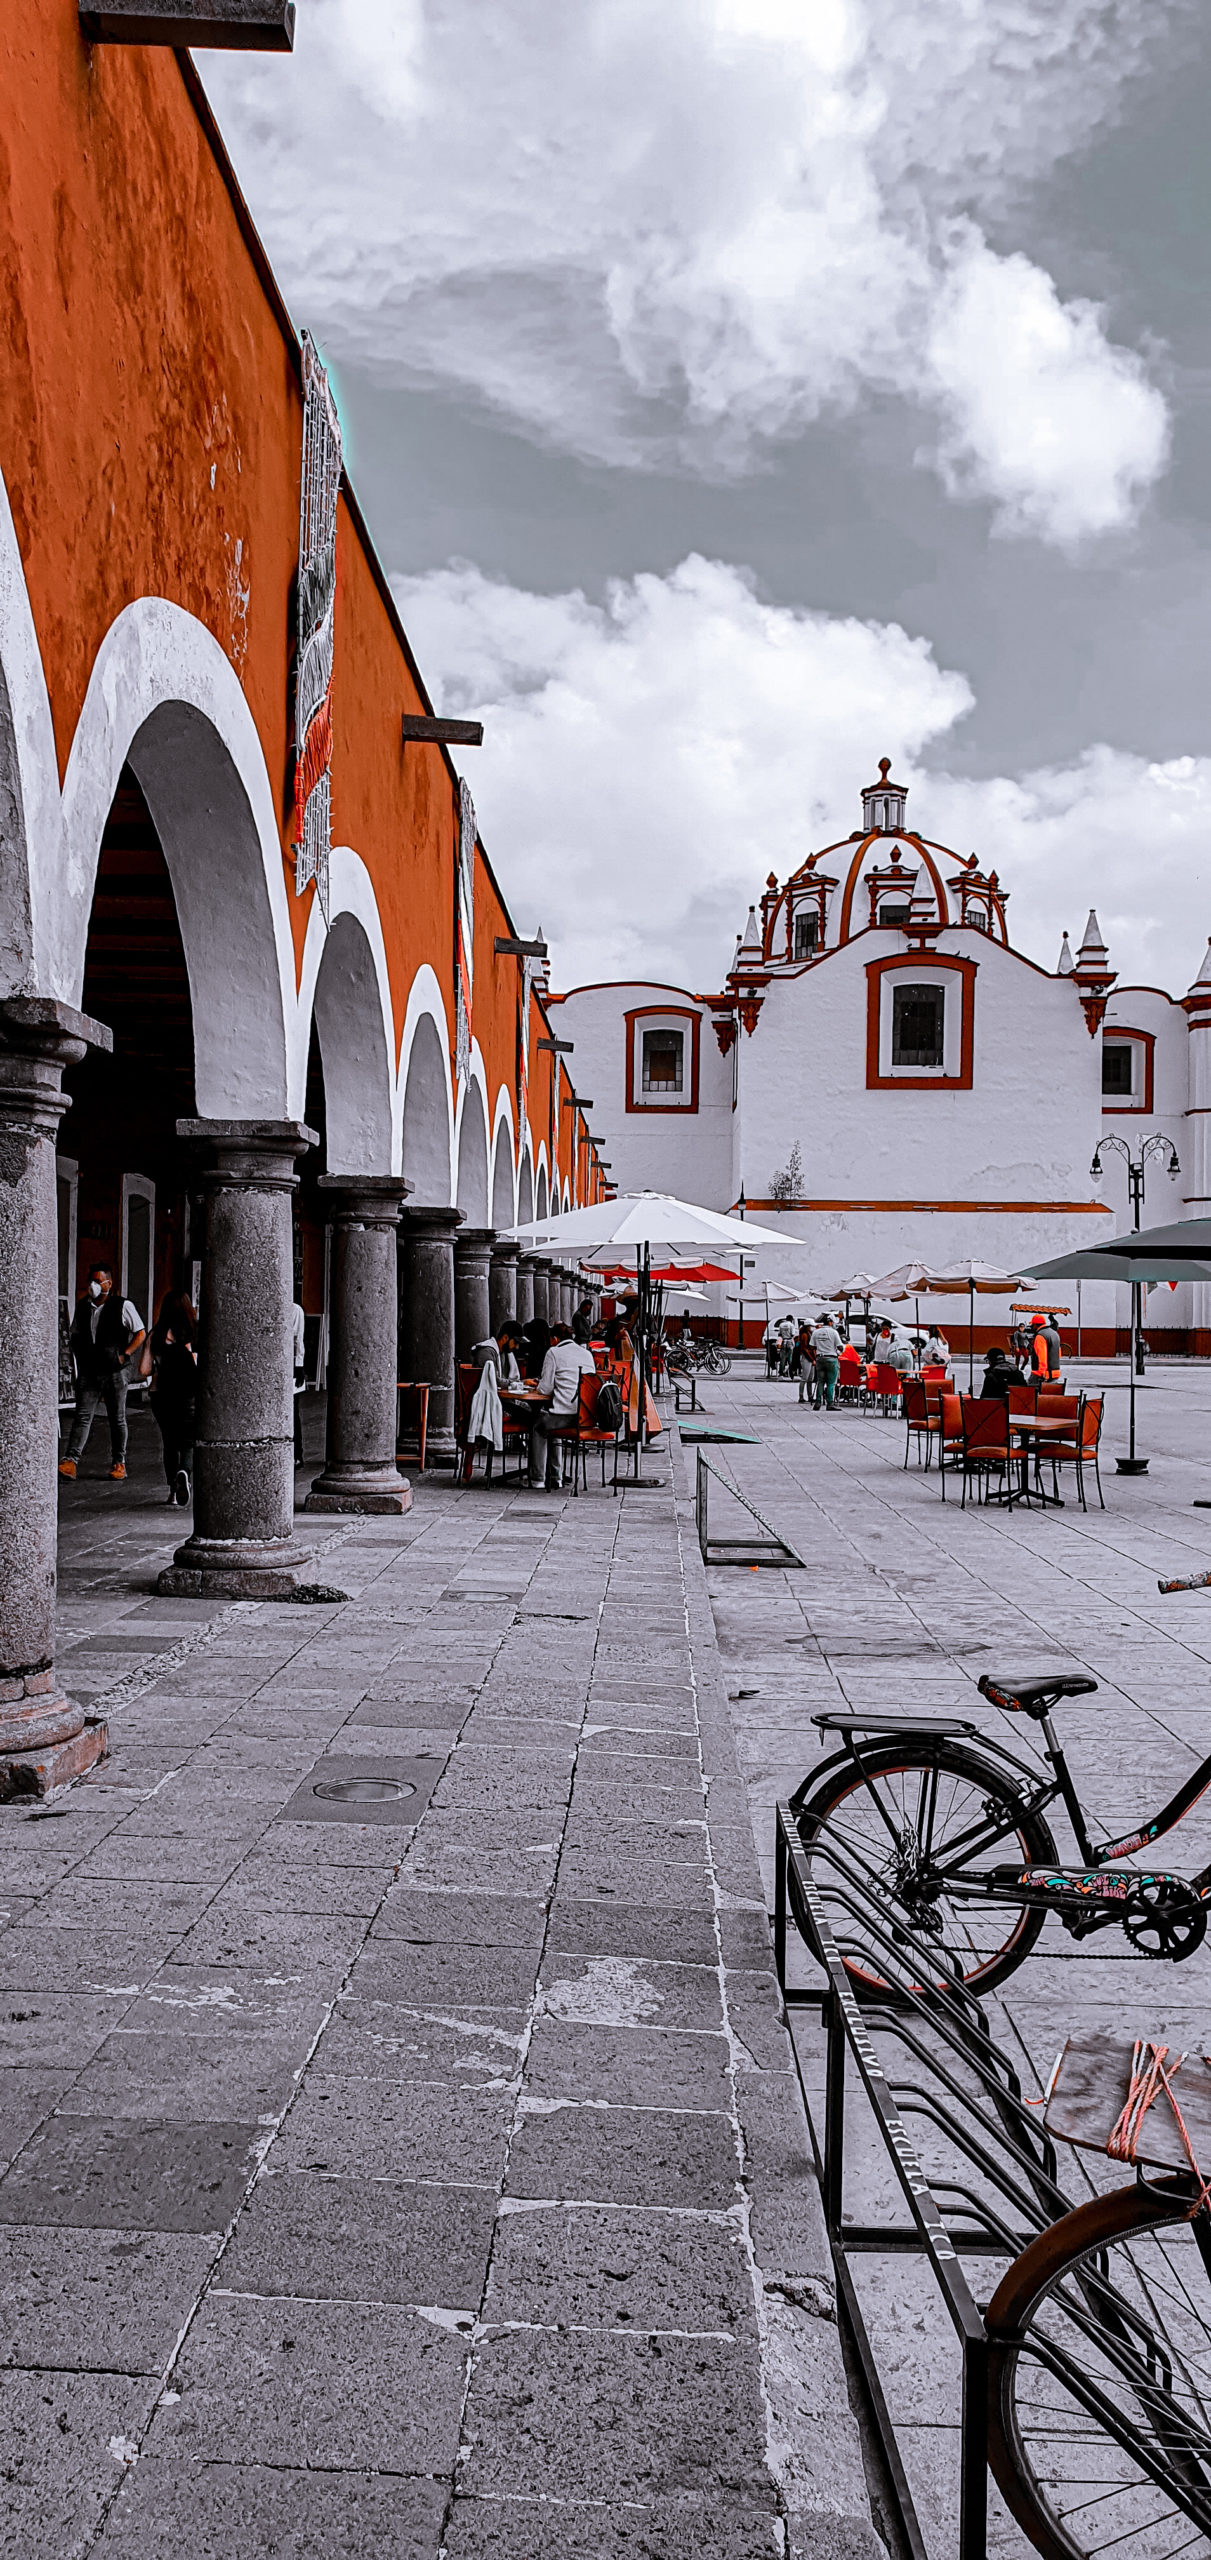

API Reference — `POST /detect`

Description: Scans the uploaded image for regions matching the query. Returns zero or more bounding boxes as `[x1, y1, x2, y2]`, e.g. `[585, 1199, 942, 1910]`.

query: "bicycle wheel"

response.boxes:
[793, 1739, 1058, 1993]
[707, 1346, 732, 1374]
[987, 2177, 1211, 2558]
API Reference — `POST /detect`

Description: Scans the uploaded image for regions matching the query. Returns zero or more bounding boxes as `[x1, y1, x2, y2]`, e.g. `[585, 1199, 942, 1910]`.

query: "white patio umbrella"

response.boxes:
[917, 1260, 1031, 1392]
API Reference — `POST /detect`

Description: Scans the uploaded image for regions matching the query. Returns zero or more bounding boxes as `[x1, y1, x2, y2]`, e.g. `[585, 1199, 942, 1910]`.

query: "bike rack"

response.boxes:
[695, 1450, 804, 1568]
[774, 1802, 1086, 2560]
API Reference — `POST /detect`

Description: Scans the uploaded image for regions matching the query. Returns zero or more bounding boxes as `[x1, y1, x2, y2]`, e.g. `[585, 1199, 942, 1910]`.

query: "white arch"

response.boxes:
[490, 1090, 516, 1228]
[516, 1146, 534, 1226]
[536, 1158, 550, 1222]
[455, 1066, 491, 1224]
[58, 600, 295, 1115]
[298, 846, 396, 1169]
[0, 471, 60, 997]
[401, 992, 455, 1206]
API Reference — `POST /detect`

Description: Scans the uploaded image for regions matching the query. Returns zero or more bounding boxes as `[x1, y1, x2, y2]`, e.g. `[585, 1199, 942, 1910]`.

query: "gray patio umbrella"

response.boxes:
[1024, 1233, 1211, 1473]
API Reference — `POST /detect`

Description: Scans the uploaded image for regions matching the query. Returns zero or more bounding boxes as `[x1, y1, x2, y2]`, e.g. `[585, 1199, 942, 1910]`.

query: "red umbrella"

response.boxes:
[649, 1261, 737, 1285]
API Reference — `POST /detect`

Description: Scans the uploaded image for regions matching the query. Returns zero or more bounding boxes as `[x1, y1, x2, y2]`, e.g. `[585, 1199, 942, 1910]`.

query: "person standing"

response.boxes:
[59, 1264, 146, 1481]
[809, 1313, 842, 1410]
[148, 1290, 198, 1505]
[292, 1300, 306, 1465]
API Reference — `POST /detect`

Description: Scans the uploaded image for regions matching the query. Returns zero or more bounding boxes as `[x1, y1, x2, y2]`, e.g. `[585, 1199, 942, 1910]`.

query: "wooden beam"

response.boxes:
[537, 1038, 573, 1053]
[400, 715, 484, 747]
[495, 936, 548, 960]
[80, 0, 295, 46]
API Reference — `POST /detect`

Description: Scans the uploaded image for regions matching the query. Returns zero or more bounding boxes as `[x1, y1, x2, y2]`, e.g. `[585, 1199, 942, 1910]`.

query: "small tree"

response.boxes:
[769, 1140, 803, 1202]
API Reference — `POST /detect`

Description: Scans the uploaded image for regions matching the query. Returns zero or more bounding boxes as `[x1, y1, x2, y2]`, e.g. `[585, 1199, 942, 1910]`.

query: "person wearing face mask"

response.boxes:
[59, 1264, 146, 1482]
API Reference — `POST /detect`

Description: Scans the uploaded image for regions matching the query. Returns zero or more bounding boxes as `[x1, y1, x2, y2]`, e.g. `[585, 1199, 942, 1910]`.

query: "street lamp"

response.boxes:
[1090, 1133, 1180, 1474]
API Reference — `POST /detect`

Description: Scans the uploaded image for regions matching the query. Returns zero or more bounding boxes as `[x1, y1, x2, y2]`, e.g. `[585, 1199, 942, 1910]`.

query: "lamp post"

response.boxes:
[1090, 1133, 1180, 1474]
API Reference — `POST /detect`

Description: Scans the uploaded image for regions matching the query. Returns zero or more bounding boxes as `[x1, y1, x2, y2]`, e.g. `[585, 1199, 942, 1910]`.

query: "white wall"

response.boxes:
[549, 981, 735, 1204]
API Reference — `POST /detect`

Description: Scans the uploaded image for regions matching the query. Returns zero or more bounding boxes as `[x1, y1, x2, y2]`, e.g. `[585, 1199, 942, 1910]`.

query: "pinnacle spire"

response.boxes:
[1056, 931, 1073, 976]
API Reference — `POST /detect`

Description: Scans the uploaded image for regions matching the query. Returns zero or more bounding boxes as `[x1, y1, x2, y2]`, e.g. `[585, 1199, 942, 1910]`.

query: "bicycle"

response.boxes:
[791, 1659, 1211, 1994]
[986, 2031, 1211, 2558]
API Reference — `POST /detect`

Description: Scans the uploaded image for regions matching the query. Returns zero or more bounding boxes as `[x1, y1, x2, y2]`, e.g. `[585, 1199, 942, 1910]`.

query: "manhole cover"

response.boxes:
[312, 1777, 417, 1805]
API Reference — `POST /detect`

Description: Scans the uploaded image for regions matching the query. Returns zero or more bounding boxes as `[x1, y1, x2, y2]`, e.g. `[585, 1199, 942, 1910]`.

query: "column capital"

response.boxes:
[0, 996, 112, 1063]
[454, 1225, 495, 1255]
[175, 1119, 317, 1191]
[490, 1238, 522, 1264]
[317, 1174, 410, 1229]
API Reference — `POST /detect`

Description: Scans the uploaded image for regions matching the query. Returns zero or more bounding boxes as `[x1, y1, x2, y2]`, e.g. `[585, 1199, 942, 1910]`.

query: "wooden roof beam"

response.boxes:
[79, 1, 295, 49]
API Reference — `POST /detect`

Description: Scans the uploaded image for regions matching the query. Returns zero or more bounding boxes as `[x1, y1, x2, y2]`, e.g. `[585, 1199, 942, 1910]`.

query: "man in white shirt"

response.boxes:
[528, 1324, 596, 1490]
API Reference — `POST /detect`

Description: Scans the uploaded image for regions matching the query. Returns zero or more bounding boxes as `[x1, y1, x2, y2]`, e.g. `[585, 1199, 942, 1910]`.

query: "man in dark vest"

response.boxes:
[59, 1264, 146, 1482]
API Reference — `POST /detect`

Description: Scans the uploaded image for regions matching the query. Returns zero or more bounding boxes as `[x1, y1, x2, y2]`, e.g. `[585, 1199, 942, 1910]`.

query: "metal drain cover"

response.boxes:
[313, 1776, 417, 1805]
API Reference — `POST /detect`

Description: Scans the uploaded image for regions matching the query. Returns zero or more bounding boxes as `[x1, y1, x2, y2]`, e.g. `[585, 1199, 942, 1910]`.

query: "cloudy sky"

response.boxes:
[204, 0, 1211, 994]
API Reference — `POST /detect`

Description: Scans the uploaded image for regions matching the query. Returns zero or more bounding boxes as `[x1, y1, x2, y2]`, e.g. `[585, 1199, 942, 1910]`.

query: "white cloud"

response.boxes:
[203, 0, 1188, 541]
[393, 554, 1211, 996]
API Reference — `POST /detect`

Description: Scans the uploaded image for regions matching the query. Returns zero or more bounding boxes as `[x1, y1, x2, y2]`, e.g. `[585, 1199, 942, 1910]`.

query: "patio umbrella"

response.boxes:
[914, 1261, 1031, 1393]
[503, 1193, 795, 1474]
[1024, 1236, 1211, 1473]
[868, 1261, 943, 1364]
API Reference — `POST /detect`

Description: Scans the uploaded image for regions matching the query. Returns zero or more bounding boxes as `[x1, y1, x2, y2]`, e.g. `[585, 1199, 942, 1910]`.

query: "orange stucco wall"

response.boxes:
[1, 0, 603, 1205]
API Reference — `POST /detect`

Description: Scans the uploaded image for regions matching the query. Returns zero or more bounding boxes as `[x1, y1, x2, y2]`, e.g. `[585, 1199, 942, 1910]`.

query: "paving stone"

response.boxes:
[546, 1900, 719, 1966]
[353, 1942, 539, 2009]
[218, 1860, 397, 1917]
[153, 2292, 467, 2472]
[0, 2224, 212, 2371]
[461, 2327, 774, 2504]
[274, 2075, 514, 2186]
[68, 2030, 310, 2122]
[223, 2166, 494, 2307]
[0, 2366, 161, 2559]
[525, 2018, 732, 2112]
[441, 2494, 782, 2559]
[554, 1849, 715, 1911]
[485, 2200, 755, 2334]
[97, 2458, 448, 2559]
[0, 1990, 134, 2069]
[0, 2114, 262, 2233]
[370, 1888, 548, 1948]
[320, 1998, 524, 2087]
[540, 1955, 724, 2034]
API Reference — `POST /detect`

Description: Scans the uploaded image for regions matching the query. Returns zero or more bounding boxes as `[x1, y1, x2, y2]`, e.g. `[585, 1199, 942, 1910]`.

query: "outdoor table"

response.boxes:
[1008, 1413, 1074, 1509]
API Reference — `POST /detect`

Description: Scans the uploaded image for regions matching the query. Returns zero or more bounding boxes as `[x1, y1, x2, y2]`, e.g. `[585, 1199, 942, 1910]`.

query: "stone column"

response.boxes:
[160, 1121, 317, 1597]
[515, 1255, 537, 1328]
[489, 1239, 520, 1335]
[531, 1261, 550, 1323]
[0, 999, 112, 1799]
[305, 1176, 411, 1516]
[454, 1227, 494, 1365]
[400, 1205, 462, 1464]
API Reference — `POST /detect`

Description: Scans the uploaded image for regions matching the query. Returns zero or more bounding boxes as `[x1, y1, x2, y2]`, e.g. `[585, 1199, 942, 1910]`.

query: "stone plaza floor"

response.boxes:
[6, 1360, 1211, 2559]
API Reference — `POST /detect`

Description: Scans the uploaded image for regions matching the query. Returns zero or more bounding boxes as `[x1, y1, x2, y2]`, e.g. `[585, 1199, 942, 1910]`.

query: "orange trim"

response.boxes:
[838, 831, 952, 944]
[624, 1005, 701, 1114]
[1101, 1026, 1155, 1115]
[743, 1198, 1113, 1214]
[865, 952, 977, 1091]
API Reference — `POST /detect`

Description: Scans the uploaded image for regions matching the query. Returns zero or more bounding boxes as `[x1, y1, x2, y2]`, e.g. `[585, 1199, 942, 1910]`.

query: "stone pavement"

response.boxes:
[691, 1356, 1211, 2555]
[0, 1405, 882, 2560]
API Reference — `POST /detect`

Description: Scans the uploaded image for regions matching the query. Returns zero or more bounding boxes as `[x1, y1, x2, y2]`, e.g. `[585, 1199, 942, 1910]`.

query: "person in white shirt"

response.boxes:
[59, 1265, 146, 1481]
[809, 1316, 842, 1410]
[292, 1302, 307, 1464]
[528, 1323, 596, 1489]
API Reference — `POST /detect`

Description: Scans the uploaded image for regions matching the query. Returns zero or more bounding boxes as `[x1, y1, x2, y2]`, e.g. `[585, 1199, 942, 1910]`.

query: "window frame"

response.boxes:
[625, 1005, 701, 1114]
[865, 953, 977, 1091]
[1101, 1026, 1154, 1115]
[891, 981, 946, 1069]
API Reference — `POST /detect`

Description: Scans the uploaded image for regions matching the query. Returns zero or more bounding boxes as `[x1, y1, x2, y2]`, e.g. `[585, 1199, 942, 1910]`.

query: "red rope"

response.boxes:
[1107, 2038, 1211, 2213]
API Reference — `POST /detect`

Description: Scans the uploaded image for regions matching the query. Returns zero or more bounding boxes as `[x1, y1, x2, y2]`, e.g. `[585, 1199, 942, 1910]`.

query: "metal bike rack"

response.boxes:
[774, 1802, 1085, 2560]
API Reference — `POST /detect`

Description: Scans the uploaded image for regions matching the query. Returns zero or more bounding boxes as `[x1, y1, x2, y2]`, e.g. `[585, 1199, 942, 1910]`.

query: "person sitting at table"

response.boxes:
[980, 1343, 1028, 1402]
[475, 1325, 523, 1385]
[874, 1322, 912, 1376]
[921, 1328, 949, 1368]
[519, 1315, 551, 1379]
[838, 1336, 863, 1389]
[527, 1322, 596, 1490]
[603, 1300, 637, 1363]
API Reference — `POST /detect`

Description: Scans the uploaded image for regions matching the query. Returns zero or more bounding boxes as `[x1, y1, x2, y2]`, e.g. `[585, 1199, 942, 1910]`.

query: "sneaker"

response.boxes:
[173, 1471, 191, 1506]
[109, 1463, 127, 1481]
[57, 1459, 77, 1480]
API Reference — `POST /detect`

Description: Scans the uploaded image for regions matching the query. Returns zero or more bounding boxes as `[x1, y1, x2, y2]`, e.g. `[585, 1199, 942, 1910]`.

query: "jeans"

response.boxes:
[66, 1370, 129, 1465]
[528, 1409, 574, 1488]
[813, 1356, 839, 1410]
[151, 1393, 195, 1487]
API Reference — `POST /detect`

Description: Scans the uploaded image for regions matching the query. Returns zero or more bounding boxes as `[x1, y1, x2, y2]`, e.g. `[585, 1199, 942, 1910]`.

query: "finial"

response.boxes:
[878, 757, 891, 781]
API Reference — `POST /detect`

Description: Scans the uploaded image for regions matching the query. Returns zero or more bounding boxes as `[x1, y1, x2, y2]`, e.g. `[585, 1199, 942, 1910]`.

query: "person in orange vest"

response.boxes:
[1028, 1315, 1056, 1383]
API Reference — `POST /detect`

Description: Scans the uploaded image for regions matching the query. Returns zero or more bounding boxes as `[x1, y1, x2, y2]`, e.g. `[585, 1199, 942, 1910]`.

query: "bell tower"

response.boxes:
[860, 758, 908, 836]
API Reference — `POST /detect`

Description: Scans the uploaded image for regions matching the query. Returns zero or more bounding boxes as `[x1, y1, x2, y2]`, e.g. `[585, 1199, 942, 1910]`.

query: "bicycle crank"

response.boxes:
[999, 1864, 1209, 1960]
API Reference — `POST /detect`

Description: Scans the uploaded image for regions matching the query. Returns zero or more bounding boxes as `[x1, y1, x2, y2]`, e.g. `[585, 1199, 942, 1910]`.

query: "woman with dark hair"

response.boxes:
[148, 1290, 198, 1506]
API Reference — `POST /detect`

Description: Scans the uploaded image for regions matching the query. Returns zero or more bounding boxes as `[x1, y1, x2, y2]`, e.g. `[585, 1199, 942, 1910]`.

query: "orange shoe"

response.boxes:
[109, 1463, 127, 1481]
[58, 1459, 77, 1480]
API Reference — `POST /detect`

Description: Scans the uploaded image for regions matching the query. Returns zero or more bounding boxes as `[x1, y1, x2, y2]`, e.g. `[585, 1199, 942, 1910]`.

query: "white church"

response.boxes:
[550, 763, 1211, 1355]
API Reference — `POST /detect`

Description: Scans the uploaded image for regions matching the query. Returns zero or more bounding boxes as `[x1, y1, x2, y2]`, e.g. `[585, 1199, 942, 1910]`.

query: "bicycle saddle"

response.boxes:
[978, 1672, 1097, 1716]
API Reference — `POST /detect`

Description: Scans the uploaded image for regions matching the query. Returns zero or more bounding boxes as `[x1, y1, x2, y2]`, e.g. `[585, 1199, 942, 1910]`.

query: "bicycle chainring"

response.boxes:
[1122, 1876, 1208, 1962]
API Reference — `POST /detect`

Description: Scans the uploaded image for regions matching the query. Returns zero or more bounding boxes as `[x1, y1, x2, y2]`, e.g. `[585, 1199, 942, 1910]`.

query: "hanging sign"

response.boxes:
[455, 776, 476, 1084]
[292, 333, 342, 922]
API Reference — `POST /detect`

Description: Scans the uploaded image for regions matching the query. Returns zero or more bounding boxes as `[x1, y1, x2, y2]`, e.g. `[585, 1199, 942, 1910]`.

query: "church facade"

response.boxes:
[551, 764, 1211, 1354]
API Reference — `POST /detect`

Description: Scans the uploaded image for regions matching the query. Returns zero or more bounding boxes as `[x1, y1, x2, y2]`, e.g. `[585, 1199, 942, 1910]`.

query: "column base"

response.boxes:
[158, 1534, 316, 1598]
[304, 1465, 411, 1516]
[0, 1716, 108, 1802]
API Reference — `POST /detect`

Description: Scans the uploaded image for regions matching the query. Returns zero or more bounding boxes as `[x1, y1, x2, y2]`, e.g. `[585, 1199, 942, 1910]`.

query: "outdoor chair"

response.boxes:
[902, 1379, 940, 1471]
[1005, 1383, 1035, 1417]
[837, 1351, 863, 1406]
[572, 1371, 622, 1494]
[937, 1392, 964, 1498]
[1046, 1394, 1106, 1512]
[455, 1360, 525, 1484]
[396, 1380, 430, 1473]
[872, 1361, 904, 1416]
[958, 1395, 1014, 1509]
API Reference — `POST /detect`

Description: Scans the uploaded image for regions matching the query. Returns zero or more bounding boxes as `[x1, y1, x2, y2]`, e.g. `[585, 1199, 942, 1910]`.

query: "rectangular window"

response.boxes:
[880, 901, 911, 927]
[793, 911, 818, 959]
[892, 983, 944, 1068]
[642, 1028, 683, 1093]
[1102, 1043, 1134, 1097]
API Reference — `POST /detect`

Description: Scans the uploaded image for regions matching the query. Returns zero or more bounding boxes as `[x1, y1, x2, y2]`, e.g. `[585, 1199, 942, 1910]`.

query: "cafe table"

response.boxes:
[1007, 1412, 1075, 1509]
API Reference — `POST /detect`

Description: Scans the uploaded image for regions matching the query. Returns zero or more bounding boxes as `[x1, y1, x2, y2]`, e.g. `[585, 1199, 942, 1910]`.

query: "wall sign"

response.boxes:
[292, 333, 342, 922]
